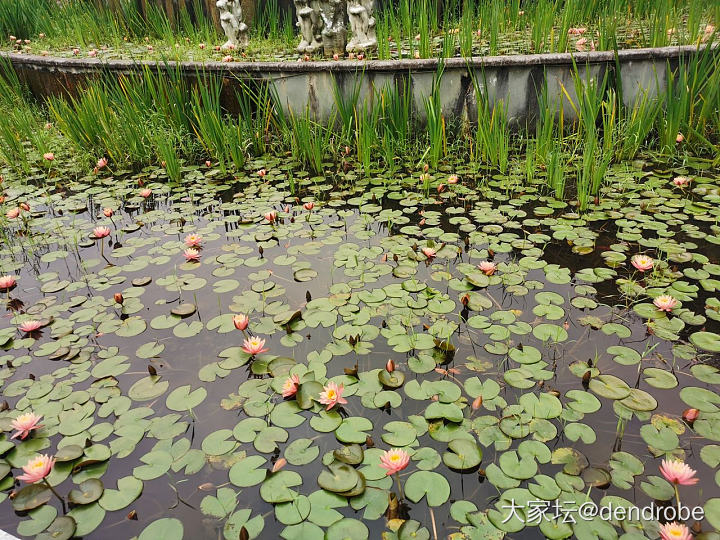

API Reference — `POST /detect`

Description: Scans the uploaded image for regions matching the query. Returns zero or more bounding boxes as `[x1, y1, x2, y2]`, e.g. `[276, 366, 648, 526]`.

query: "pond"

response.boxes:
[1, 153, 719, 539]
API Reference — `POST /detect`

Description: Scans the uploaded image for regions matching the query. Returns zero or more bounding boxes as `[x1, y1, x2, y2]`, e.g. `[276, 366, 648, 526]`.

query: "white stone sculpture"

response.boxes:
[294, 0, 323, 54]
[319, 0, 347, 57]
[347, 0, 376, 53]
[217, 0, 248, 50]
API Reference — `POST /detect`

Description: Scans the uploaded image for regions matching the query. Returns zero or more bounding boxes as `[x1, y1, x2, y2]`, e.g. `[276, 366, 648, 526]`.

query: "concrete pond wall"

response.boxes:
[1, 45, 713, 128]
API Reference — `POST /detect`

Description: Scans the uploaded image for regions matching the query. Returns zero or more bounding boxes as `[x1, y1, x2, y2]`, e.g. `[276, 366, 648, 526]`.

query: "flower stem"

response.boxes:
[395, 473, 404, 501]
[43, 478, 66, 513]
[674, 483, 681, 515]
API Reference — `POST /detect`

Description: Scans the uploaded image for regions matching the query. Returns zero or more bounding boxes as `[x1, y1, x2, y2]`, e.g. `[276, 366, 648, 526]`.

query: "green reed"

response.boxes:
[332, 75, 363, 144]
[424, 63, 446, 169]
[459, 1, 474, 58]
[355, 98, 381, 177]
[470, 69, 511, 173]
[287, 108, 333, 176]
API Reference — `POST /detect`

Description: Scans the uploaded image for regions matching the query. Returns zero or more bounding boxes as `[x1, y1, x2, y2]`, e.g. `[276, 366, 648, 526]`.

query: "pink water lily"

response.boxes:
[0, 275, 16, 290]
[6, 207, 20, 219]
[282, 374, 300, 398]
[673, 176, 690, 187]
[303, 202, 314, 211]
[17, 454, 55, 484]
[318, 381, 347, 410]
[421, 247, 436, 259]
[183, 248, 201, 261]
[379, 448, 410, 476]
[659, 522, 693, 540]
[184, 233, 202, 247]
[660, 459, 698, 485]
[140, 188, 152, 198]
[103, 208, 113, 217]
[653, 294, 678, 312]
[19, 320, 42, 333]
[631, 254, 654, 271]
[10, 412, 43, 440]
[447, 174, 459, 184]
[242, 336, 268, 355]
[93, 226, 111, 239]
[43, 152, 54, 161]
[233, 314, 249, 331]
[264, 210, 278, 223]
[96, 157, 108, 169]
[478, 261, 496, 275]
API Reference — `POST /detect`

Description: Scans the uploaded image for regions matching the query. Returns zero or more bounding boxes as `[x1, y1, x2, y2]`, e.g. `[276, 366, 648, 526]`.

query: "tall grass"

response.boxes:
[424, 64, 446, 169]
[287, 108, 333, 176]
[471, 69, 511, 172]
[562, 65, 616, 209]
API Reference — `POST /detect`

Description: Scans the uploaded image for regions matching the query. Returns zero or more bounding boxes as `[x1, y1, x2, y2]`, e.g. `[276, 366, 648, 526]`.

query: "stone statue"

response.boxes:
[347, 0, 377, 53]
[217, 0, 248, 50]
[294, 0, 323, 54]
[319, 0, 347, 57]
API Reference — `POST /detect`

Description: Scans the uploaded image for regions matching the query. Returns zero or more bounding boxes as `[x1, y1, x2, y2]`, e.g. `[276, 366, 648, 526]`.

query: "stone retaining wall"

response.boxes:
[1, 45, 711, 126]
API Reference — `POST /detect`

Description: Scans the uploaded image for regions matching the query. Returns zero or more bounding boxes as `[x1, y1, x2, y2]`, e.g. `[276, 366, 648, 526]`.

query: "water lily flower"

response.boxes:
[264, 210, 278, 223]
[199, 43, 206, 49]
[448, 174, 459, 184]
[0, 275, 16, 290]
[222, 55, 233, 62]
[437, 183, 446, 193]
[140, 188, 152, 198]
[17, 454, 55, 484]
[660, 459, 698, 485]
[282, 374, 300, 398]
[386, 359, 395, 372]
[114, 293, 124, 304]
[631, 254, 654, 271]
[19, 202, 29, 211]
[103, 208, 113, 217]
[379, 448, 410, 476]
[673, 176, 690, 187]
[242, 336, 268, 356]
[318, 381, 347, 410]
[184, 233, 202, 247]
[93, 226, 111, 239]
[10, 412, 43, 440]
[19, 320, 42, 333]
[6, 207, 20, 219]
[568, 27, 587, 35]
[653, 294, 678, 312]
[478, 261, 496, 275]
[303, 202, 314, 211]
[96, 157, 108, 169]
[205, 160, 212, 167]
[676, 133, 684, 143]
[283, 205, 290, 213]
[43, 152, 54, 161]
[421, 247, 436, 259]
[258, 169, 267, 177]
[272, 458, 287, 473]
[471, 396, 483, 410]
[659, 522, 693, 540]
[233, 314, 249, 331]
[682, 408, 699, 424]
[183, 248, 201, 261]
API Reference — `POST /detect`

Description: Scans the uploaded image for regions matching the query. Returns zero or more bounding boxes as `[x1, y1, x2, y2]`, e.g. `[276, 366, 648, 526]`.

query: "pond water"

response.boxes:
[1, 155, 719, 539]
